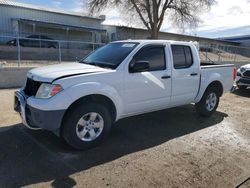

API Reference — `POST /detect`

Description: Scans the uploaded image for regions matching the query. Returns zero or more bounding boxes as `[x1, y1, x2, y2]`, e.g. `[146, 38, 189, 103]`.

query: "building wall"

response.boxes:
[0, 5, 104, 36]
[115, 26, 237, 46]
[232, 39, 250, 58]
[0, 3, 239, 47]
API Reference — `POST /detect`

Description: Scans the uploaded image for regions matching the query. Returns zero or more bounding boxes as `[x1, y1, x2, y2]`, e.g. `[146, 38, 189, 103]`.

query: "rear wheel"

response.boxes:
[195, 87, 220, 117]
[61, 102, 112, 150]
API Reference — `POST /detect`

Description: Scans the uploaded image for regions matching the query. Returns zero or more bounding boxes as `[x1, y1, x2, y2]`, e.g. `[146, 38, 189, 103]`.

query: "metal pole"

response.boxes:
[58, 41, 61, 63]
[205, 44, 208, 61]
[234, 47, 237, 63]
[17, 36, 21, 68]
[217, 44, 221, 63]
[218, 53, 221, 63]
[92, 32, 95, 51]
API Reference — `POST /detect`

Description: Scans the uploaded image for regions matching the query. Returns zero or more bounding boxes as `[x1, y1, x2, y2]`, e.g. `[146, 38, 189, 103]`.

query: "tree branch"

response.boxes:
[130, 0, 151, 30]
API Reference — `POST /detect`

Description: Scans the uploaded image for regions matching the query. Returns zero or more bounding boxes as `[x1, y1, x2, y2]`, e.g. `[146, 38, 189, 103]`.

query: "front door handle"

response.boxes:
[161, 75, 171, 79]
[190, 73, 198, 76]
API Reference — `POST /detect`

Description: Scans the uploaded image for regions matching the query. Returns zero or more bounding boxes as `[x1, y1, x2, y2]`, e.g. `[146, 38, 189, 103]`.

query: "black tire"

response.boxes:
[237, 85, 247, 90]
[61, 102, 112, 150]
[8, 43, 16, 47]
[195, 87, 220, 117]
[48, 45, 57, 49]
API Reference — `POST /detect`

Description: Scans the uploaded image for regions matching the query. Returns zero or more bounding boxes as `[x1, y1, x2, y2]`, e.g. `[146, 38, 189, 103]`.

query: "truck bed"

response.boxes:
[200, 61, 235, 68]
[200, 62, 234, 96]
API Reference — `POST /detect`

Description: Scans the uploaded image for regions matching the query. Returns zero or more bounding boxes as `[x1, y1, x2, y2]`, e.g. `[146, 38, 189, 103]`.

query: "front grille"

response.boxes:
[243, 70, 250, 77]
[24, 78, 41, 96]
[239, 78, 250, 84]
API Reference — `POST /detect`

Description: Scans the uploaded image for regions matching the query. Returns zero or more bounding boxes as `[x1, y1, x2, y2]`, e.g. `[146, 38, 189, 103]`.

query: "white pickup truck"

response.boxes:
[14, 40, 236, 150]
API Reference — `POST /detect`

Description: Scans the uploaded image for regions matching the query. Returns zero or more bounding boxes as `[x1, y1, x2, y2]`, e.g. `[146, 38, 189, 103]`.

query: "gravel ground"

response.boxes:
[0, 89, 249, 188]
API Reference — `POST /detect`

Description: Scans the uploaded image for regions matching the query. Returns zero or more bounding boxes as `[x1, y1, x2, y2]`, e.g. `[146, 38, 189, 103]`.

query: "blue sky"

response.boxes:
[14, 0, 250, 38]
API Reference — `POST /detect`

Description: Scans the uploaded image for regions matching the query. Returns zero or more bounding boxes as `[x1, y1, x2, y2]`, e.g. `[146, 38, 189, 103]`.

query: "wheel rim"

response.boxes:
[76, 112, 104, 142]
[205, 92, 217, 112]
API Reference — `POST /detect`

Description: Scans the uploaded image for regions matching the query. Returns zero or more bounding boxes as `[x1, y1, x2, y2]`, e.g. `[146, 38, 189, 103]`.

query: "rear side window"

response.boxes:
[134, 46, 166, 71]
[27, 35, 39, 39]
[41, 35, 53, 40]
[171, 45, 193, 69]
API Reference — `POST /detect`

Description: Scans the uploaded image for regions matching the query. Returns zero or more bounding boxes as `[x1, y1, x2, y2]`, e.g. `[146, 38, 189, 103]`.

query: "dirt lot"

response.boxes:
[0, 89, 249, 188]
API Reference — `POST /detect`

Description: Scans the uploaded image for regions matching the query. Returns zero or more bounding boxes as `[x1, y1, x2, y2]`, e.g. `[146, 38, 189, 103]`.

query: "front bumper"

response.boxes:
[236, 77, 250, 86]
[14, 90, 65, 131]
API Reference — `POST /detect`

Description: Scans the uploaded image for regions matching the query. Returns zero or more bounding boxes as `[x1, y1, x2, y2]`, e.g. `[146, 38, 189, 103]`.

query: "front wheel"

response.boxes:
[61, 102, 112, 150]
[195, 87, 220, 117]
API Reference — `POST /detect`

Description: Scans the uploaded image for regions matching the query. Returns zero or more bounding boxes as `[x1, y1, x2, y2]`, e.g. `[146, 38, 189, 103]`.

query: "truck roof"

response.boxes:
[113, 39, 196, 46]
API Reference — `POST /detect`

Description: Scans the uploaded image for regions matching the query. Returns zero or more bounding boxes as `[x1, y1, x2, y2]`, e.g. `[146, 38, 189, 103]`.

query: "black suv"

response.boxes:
[7, 35, 58, 48]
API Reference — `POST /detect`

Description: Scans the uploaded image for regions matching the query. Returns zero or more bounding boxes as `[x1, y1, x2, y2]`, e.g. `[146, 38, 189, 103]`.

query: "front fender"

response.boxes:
[64, 82, 123, 120]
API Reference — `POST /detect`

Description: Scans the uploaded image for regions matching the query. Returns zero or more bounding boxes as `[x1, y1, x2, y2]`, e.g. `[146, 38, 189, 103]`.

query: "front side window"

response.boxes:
[82, 42, 138, 69]
[132, 45, 166, 72]
[171, 45, 193, 69]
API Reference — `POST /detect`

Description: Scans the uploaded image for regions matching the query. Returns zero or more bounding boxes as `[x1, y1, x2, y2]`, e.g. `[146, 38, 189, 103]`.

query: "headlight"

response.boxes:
[240, 67, 246, 72]
[35, 83, 63, 99]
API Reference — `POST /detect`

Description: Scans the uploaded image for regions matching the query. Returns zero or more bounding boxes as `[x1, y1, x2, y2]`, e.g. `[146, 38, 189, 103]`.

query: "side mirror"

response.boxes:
[130, 60, 149, 73]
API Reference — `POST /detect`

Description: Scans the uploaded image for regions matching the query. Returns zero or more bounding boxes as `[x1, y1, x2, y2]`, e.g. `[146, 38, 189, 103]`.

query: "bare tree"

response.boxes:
[88, 0, 216, 39]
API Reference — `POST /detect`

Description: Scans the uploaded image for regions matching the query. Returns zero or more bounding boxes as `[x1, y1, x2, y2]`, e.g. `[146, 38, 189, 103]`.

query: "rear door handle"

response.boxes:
[190, 73, 198, 76]
[161, 75, 171, 79]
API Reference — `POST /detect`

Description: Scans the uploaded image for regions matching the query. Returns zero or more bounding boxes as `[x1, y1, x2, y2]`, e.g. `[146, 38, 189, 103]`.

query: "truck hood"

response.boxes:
[28, 62, 108, 82]
[241, 64, 250, 69]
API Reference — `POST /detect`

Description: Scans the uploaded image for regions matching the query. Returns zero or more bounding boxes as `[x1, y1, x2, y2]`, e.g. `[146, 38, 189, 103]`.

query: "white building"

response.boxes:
[0, 0, 106, 43]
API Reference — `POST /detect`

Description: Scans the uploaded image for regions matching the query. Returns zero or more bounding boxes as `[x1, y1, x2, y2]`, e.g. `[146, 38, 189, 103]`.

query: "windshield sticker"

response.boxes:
[122, 43, 136, 48]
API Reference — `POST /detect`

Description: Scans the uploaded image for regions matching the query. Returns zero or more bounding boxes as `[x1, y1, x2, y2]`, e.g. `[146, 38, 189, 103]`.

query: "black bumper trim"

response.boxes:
[25, 105, 65, 131]
[237, 78, 250, 84]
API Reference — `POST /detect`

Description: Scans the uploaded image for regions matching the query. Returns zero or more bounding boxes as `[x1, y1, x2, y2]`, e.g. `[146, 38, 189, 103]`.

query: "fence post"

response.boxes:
[205, 44, 208, 61]
[218, 53, 221, 63]
[234, 47, 237, 63]
[17, 36, 21, 68]
[217, 44, 221, 63]
[58, 41, 61, 63]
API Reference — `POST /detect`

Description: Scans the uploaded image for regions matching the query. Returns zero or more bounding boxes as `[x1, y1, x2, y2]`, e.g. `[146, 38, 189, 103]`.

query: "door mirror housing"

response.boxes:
[130, 60, 150, 73]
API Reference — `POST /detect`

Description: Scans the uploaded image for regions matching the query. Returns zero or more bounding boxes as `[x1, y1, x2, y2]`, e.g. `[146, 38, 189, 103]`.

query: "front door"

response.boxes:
[124, 44, 172, 115]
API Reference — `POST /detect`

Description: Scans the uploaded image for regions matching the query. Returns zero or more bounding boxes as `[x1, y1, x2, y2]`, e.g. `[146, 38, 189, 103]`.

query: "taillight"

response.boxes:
[233, 67, 237, 80]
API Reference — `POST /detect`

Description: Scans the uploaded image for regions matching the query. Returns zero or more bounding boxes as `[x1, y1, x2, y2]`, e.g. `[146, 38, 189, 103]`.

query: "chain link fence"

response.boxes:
[1, 35, 250, 69]
[199, 43, 250, 68]
[0, 35, 105, 68]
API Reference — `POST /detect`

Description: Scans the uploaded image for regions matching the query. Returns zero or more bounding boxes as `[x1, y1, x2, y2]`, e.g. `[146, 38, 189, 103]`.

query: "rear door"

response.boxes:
[124, 44, 172, 114]
[25, 35, 40, 47]
[170, 44, 200, 105]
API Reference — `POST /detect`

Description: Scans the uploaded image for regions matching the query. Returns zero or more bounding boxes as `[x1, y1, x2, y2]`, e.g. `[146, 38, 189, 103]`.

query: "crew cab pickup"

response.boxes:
[14, 40, 236, 150]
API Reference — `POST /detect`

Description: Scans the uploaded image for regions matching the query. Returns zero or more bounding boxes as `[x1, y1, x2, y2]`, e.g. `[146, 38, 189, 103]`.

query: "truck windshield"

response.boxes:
[80, 42, 139, 69]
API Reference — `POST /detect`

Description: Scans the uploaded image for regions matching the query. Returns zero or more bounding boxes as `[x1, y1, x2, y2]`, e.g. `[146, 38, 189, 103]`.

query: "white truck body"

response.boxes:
[14, 40, 235, 149]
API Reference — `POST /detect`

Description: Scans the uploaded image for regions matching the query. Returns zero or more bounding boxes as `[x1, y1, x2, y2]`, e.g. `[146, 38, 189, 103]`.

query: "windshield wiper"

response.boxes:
[80, 60, 99, 67]
[80, 60, 114, 69]
[88, 62, 114, 69]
